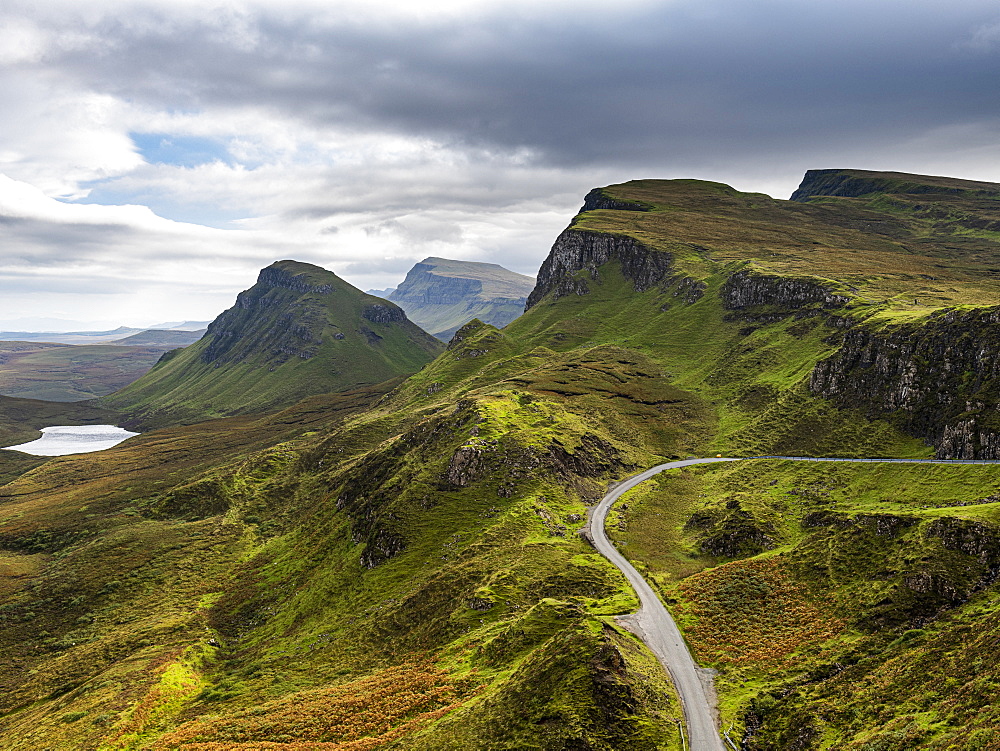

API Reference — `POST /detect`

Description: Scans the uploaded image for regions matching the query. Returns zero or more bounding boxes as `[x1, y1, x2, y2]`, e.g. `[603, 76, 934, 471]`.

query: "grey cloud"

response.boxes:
[38, 1, 1000, 173]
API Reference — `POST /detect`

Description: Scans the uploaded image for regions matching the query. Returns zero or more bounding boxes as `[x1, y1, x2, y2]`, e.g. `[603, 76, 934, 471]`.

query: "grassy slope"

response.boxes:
[4, 175, 1000, 749]
[0, 343, 168, 402]
[612, 459, 1000, 749]
[0, 335, 687, 749]
[102, 261, 444, 427]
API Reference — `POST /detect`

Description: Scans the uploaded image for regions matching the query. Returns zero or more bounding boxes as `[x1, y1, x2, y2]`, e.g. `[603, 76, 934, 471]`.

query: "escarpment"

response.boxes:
[810, 306, 1000, 458]
[578, 187, 652, 213]
[791, 168, 1000, 202]
[722, 268, 851, 313]
[526, 229, 673, 308]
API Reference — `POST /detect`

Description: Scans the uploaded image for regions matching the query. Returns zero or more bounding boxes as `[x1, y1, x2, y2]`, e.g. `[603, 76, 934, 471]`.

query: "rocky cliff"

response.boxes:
[810, 306, 1000, 458]
[388, 257, 534, 340]
[525, 229, 674, 308]
[722, 269, 851, 312]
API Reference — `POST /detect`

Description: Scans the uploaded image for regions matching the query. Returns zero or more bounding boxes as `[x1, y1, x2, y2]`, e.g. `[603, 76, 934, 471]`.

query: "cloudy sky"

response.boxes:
[3, 0, 1000, 327]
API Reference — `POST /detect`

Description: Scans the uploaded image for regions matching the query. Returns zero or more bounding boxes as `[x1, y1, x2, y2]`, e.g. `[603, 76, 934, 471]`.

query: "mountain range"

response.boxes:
[2, 170, 1000, 749]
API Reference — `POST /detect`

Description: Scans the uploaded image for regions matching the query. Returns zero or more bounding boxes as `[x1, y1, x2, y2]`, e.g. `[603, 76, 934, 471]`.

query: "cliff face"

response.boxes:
[578, 187, 652, 213]
[388, 257, 534, 340]
[790, 168, 1000, 202]
[722, 269, 851, 312]
[810, 307, 1000, 458]
[525, 229, 673, 308]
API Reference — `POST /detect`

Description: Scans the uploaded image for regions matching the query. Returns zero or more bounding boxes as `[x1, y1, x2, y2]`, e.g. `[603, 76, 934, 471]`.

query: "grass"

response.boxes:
[611, 458, 1000, 748]
[4, 173, 1000, 748]
[0, 342, 168, 402]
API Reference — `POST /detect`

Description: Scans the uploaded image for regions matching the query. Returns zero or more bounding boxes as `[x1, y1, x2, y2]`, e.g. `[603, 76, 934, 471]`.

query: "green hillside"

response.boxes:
[388, 257, 535, 340]
[102, 260, 444, 427]
[4, 172, 1000, 749]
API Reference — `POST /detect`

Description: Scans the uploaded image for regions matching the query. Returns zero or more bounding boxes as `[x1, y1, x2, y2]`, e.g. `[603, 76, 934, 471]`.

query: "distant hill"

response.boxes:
[102, 260, 445, 427]
[0, 342, 173, 402]
[146, 320, 213, 331]
[111, 329, 207, 347]
[365, 287, 396, 298]
[0, 327, 144, 345]
[0, 321, 212, 345]
[388, 257, 535, 340]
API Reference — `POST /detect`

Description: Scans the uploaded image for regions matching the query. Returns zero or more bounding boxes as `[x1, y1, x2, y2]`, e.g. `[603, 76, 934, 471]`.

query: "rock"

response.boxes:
[526, 229, 673, 308]
[722, 269, 850, 311]
[809, 306, 1000, 458]
[362, 303, 407, 324]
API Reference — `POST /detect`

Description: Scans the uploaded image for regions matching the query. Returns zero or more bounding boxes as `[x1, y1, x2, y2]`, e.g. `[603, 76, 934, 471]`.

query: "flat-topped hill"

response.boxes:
[388, 257, 535, 340]
[558, 172, 1000, 310]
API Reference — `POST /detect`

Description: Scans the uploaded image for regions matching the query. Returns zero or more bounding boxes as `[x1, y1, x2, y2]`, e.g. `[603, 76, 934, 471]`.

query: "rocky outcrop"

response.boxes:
[722, 269, 851, 312]
[362, 303, 407, 324]
[578, 187, 651, 213]
[526, 229, 673, 308]
[256, 264, 333, 296]
[809, 306, 1000, 458]
[685, 499, 775, 558]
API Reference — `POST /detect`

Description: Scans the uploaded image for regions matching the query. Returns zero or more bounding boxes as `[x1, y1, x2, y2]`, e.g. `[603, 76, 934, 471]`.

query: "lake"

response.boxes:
[1, 425, 139, 456]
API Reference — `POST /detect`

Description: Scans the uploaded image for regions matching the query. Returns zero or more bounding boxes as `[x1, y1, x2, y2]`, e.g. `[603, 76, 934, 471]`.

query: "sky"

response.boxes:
[3, 0, 1000, 328]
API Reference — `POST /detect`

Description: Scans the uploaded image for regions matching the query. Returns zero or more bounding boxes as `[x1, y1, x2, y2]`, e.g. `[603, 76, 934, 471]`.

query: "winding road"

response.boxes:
[591, 455, 1000, 751]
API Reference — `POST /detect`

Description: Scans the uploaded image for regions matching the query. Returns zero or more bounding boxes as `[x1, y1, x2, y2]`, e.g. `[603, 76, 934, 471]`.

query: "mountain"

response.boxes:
[6, 173, 1000, 749]
[101, 260, 444, 427]
[388, 257, 535, 340]
[365, 287, 397, 298]
[146, 320, 213, 331]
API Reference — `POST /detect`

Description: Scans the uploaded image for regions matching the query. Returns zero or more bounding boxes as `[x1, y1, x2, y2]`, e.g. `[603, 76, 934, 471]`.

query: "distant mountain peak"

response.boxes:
[387, 257, 535, 340]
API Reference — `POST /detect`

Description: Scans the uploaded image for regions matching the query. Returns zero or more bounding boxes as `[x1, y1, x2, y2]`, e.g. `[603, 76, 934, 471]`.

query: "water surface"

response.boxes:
[2, 425, 139, 456]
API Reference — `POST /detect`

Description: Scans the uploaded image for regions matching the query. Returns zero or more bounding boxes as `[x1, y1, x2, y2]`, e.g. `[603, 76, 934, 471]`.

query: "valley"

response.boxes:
[2, 169, 1000, 749]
